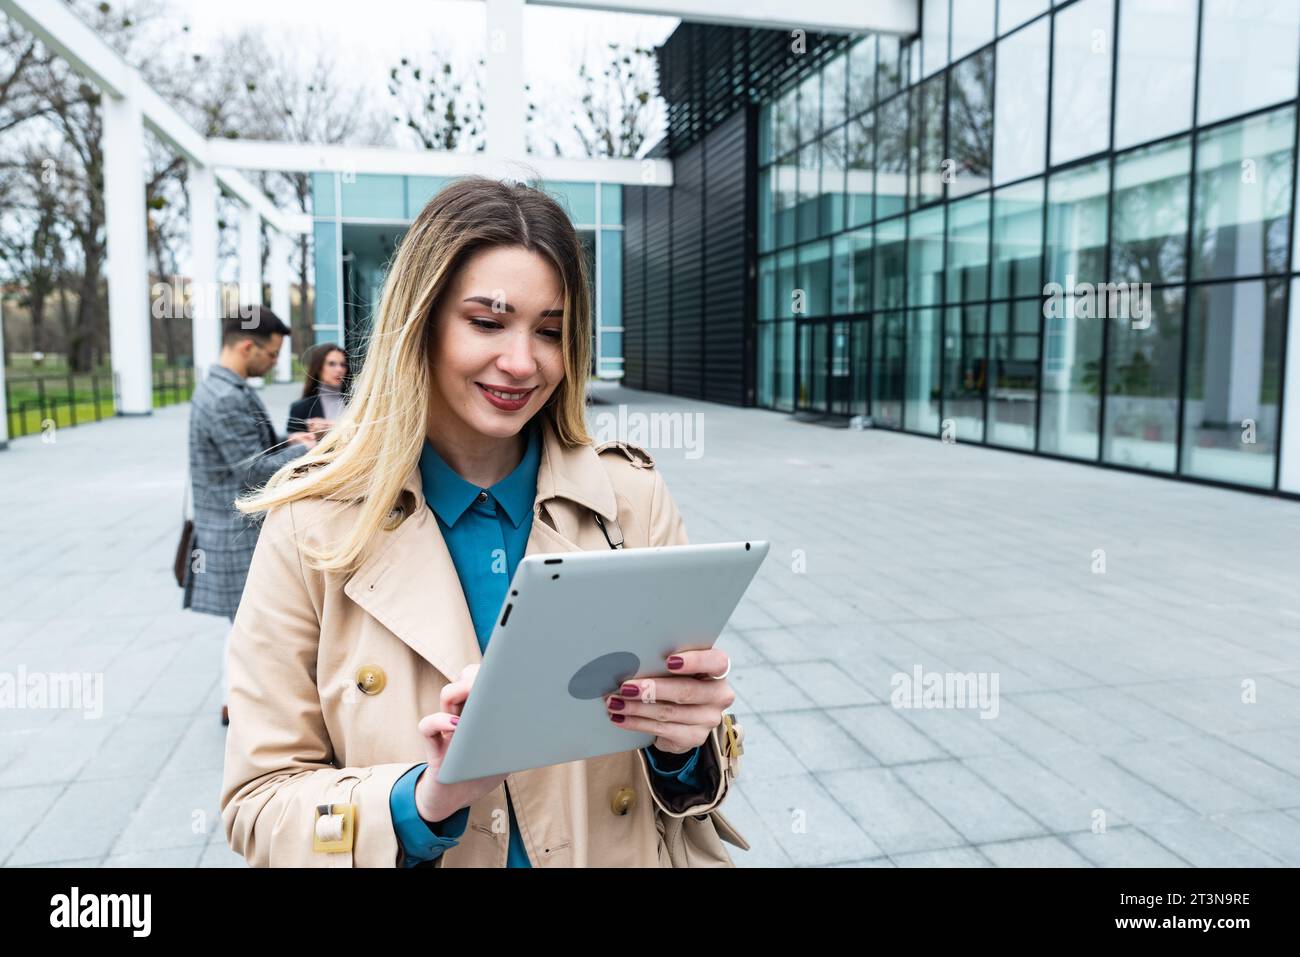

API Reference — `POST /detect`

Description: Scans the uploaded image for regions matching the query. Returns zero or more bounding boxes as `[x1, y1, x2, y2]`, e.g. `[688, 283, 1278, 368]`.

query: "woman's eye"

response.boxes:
[539, 328, 562, 341]
[469, 318, 502, 331]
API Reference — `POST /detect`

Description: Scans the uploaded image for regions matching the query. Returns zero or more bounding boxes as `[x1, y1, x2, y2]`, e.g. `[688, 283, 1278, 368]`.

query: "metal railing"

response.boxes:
[3, 366, 195, 439]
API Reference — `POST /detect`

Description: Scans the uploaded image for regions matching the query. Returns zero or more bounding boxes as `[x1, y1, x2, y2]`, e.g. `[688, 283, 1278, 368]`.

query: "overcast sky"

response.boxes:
[168, 0, 679, 154]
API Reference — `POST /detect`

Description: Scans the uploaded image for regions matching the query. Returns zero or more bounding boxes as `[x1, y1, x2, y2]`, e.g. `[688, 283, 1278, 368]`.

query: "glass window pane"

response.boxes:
[877, 94, 909, 220]
[1111, 137, 1191, 286]
[905, 308, 943, 433]
[949, 49, 993, 197]
[777, 249, 797, 318]
[774, 157, 798, 248]
[758, 254, 776, 320]
[849, 36, 877, 112]
[942, 305, 988, 442]
[999, 0, 1048, 35]
[798, 323, 828, 410]
[1050, 0, 1115, 166]
[1039, 295, 1104, 460]
[821, 126, 846, 235]
[873, 312, 905, 427]
[952, 0, 995, 60]
[988, 300, 1040, 448]
[1198, 0, 1300, 126]
[797, 240, 832, 318]
[776, 320, 796, 412]
[878, 34, 904, 101]
[851, 320, 870, 417]
[759, 102, 773, 166]
[831, 321, 851, 415]
[1181, 279, 1285, 487]
[947, 194, 991, 303]
[994, 18, 1049, 185]
[758, 323, 774, 407]
[758, 165, 774, 253]
[992, 178, 1044, 299]
[908, 206, 946, 308]
[1102, 288, 1183, 473]
[847, 111, 874, 227]
[874, 216, 907, 310]
[798, 71, 821, 143]
[1193, 107, 1295, 280]
[798, 141, 820, 242]
[1046, 159, 1110, 286]
[775, 85, 798, 158]
[823, 53, 848, 130]
[833, 229, 871, 315]
[923, 0, 951, 77]
[1114, 0, 1196, 150]
[911, 75, 946, 208]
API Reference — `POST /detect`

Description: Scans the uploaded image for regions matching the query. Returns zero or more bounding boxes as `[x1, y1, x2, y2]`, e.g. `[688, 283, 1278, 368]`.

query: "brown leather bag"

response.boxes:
[650, 714, 749, 867]
[174, 468, 194, 587]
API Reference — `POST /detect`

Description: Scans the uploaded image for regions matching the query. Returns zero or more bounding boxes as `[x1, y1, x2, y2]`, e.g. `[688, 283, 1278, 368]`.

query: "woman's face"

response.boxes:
[428, 244, 567, 443]
[321, 349, 347, 388]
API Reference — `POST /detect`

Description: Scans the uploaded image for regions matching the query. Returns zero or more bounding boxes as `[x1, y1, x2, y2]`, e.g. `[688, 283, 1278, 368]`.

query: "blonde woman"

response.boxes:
[220, 176, 745, 867]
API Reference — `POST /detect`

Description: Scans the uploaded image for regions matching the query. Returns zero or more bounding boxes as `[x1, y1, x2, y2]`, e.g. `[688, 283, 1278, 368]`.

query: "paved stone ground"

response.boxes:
[2, 380, 1299, 867]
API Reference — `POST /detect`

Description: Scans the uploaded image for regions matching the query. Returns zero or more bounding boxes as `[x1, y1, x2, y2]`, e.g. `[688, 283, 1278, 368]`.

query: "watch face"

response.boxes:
[568, 652, 641, 700]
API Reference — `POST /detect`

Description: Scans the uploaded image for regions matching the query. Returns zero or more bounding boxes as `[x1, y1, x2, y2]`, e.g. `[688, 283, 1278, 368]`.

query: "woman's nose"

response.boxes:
[497, 332, 538, 378]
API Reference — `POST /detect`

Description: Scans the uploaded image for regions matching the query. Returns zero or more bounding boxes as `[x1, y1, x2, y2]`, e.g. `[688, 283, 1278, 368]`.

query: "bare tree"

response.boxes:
[565, 42, 658, 159]
[388, 53, 485, 151]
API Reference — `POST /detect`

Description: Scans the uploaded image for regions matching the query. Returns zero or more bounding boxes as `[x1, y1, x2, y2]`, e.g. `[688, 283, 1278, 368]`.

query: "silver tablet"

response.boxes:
[436, 540, 769, 784]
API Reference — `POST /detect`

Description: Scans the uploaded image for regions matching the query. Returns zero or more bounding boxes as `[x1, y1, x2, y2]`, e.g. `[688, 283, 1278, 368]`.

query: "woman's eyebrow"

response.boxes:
[462, 295, 564, 318]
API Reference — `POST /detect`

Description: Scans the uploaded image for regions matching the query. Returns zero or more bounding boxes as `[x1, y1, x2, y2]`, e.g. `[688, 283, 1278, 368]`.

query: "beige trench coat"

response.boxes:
[220, 413, 747, 867]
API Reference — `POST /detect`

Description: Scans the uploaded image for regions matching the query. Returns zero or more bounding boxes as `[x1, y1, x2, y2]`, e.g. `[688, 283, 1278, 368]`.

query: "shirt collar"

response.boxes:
[418, 420, 541, 529]
[210, 365, 247, 388]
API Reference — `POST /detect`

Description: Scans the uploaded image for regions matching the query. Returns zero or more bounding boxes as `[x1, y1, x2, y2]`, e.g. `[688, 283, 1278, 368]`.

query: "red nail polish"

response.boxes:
[610, 714, 625, 723]
[449, 715, 459, 725]
[620, 683, 640, 697]
[607, 698, 625, 711]
[667, 656, 684, 670]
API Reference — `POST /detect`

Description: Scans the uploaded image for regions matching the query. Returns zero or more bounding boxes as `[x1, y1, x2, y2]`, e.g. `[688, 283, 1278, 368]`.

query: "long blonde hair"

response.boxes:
[237, 175, 593, 573]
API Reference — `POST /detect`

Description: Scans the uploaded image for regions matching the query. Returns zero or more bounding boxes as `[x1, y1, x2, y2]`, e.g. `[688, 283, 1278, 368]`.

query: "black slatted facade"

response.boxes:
[702, 109, 752, 406]
[643, 185, 672, 393]
[670, 148, 704, 399]
[623, 22, 841, 406]
[622, 109, 753, 406]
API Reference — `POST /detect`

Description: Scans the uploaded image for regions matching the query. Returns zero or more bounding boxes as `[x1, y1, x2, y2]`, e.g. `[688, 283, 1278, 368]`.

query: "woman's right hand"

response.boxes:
[413, 663, 508, 824]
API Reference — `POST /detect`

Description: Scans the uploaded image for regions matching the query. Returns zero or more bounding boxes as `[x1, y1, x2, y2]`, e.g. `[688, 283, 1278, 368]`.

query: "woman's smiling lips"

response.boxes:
[475, 382, 536, 411]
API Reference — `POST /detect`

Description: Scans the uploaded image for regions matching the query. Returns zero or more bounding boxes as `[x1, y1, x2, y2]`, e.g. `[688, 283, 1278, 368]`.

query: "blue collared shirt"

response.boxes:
[390, 418, 702, 867]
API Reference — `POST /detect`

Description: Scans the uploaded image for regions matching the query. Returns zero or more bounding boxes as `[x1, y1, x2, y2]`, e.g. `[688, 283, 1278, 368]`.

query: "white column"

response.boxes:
[485, 0, 525, 158]
[0, 293, 8, 449]
[102, 76, 152, 415]
[188, 162, 220, 383]
[238, 204, 262, 312]
[270, 231, 293, 384]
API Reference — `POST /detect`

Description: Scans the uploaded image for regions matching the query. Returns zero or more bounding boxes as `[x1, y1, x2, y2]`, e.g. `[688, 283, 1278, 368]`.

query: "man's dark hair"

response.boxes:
[222, 306, 291, 347]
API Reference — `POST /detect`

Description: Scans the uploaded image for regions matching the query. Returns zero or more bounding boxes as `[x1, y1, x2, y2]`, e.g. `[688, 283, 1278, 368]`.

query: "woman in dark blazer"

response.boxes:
[288, 342, 348, 437]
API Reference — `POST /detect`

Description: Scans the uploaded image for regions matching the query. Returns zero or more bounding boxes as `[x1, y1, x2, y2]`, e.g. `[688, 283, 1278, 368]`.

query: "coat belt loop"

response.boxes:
[593, 512, 624, 550]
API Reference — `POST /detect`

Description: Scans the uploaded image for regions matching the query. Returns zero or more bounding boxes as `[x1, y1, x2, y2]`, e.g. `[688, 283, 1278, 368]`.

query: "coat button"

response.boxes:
[475, 490, 488, 504]
[356, 665, 386, 695]
[611, 787, 636, 816]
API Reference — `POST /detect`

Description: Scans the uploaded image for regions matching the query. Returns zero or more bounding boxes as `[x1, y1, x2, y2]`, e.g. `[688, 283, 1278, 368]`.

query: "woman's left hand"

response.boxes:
[605, 648, 734, 754]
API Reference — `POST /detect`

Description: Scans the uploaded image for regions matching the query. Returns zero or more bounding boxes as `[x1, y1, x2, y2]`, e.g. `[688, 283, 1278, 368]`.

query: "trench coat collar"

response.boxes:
[401, 412, 618, 523]
[343, 412, 618, 683]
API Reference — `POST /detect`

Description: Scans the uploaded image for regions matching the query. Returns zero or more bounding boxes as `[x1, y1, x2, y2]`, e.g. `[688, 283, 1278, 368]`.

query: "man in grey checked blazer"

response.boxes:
[183, 308, 315, 625]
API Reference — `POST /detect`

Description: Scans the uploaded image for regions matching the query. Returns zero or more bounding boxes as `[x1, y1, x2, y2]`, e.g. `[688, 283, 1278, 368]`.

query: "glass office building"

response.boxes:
[311, 173, 627, 379]
[748, 0, 1300, 492]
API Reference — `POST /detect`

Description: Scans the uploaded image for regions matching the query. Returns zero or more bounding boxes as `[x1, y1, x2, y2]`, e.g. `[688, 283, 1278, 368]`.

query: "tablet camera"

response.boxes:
[568, 652, 640, 700]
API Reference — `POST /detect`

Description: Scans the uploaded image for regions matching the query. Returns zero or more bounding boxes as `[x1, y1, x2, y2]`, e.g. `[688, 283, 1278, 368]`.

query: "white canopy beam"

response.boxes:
[205, 140, 674, 187]
[526, 0, 918, 34]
